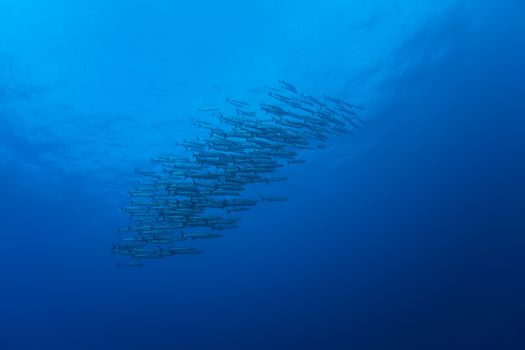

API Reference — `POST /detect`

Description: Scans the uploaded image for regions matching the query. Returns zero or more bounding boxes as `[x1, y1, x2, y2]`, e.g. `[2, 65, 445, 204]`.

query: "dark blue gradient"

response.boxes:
[0, 1, 523, 349]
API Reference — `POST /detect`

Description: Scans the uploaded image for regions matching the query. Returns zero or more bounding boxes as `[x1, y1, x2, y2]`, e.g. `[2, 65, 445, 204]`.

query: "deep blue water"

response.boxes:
[1, 1, 524, 349]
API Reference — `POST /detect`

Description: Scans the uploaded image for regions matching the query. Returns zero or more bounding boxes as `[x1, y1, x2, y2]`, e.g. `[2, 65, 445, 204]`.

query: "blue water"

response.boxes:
[1, 1, 524, 349]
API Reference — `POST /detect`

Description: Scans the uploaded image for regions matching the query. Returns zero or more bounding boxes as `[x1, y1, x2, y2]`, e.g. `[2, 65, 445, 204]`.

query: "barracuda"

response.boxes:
[212, 224, 239, 231]
[264, 176, 288, 183]
[279, 80, 298, 94]
[226, 206, 251, 213]
[115, 81, 364, 264]
[184, 232, 222, 240]
[225, 97, 249, 107]
[168, 247, 203, 255]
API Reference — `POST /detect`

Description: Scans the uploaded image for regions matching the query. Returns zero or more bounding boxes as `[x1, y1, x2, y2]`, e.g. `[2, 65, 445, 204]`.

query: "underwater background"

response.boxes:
[1, 1, 524, 349]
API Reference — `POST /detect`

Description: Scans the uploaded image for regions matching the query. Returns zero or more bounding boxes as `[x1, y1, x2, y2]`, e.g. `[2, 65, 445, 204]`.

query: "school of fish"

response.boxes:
[112, 81, 364, 267]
